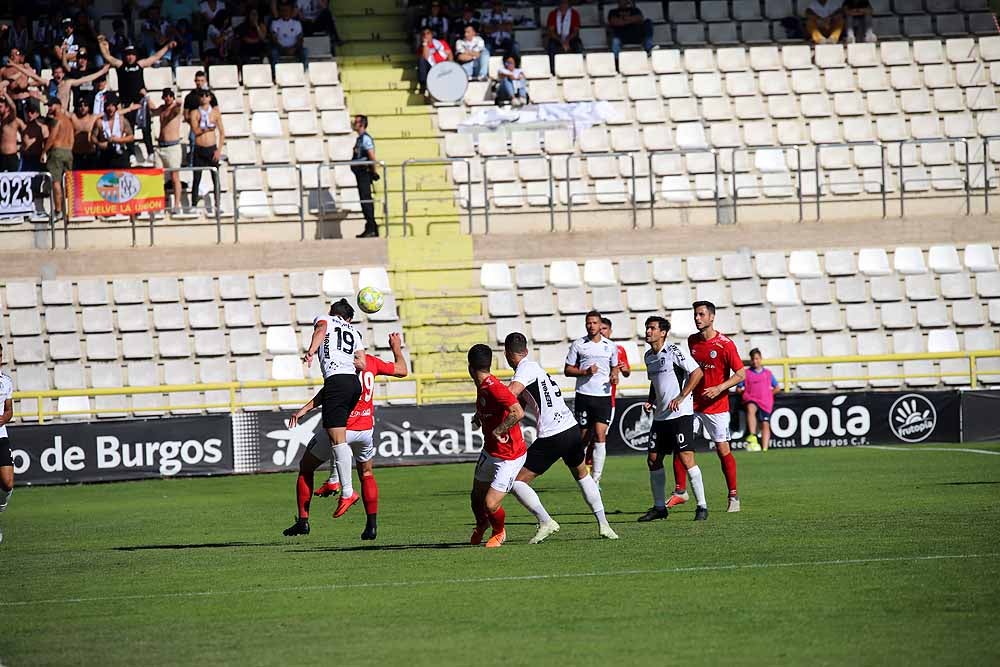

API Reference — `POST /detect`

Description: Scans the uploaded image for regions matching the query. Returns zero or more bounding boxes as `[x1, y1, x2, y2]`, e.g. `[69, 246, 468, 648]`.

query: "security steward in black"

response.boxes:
[351, 114, 379, 238]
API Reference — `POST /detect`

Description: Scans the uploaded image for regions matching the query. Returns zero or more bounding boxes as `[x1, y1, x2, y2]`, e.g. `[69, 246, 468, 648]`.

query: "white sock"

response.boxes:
[331, 444, 354, 497]
[511, 481, 553, 524]
[0, 487, 9, 509]
[327, 462, 339, 484]
[689, 465, 707, 509]
[650, 468, 666, 509]
[591, 441, 607, 482]
[576, 475, 610, 528]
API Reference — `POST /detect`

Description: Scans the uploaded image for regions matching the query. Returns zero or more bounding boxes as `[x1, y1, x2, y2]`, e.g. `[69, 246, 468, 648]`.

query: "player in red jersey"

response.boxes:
[282, 333, 408, 540]
[468, 343, 527, 548]
[671, 301, 746, 512]
[583, 317, 631, 482]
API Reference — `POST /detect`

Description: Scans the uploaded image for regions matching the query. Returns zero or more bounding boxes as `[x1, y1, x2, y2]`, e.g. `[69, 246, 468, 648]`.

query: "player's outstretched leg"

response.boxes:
[511, 476, 560, 544]
[571, 463, 618, 539]
[284, 451, 323, 536]
[359, 468, 378, 540]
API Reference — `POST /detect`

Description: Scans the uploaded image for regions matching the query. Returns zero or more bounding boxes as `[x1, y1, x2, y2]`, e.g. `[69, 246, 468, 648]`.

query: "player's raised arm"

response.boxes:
[387, 333, 408, 377]
[303, 319, 327, 365]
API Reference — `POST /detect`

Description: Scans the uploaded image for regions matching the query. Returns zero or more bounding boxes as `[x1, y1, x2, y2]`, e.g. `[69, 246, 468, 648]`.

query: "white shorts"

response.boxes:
[695, 412, 732, 443]
[474, 451, 527, 493]
[306, 429, 376, 464]
[156, 143, 183, 170]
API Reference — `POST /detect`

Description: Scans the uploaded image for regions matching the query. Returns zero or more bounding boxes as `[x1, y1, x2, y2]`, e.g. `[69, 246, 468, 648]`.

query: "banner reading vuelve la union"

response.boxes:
[66, 169, 166, 217]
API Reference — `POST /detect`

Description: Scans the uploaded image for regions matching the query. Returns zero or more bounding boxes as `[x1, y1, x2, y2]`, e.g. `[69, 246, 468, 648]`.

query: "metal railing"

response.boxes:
[898, 138, 971, 217]
[229, 163, 305, 242]
[11, 350, 1000, 423]
[814, 142, 888, 220]
[646, 148, 721, 227]
[481, 154, 556, 233]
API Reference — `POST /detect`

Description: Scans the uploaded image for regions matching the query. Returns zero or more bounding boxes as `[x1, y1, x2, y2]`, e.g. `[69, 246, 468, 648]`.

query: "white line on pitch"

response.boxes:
[861, 445, 1000, 455]
[2, 552, 997, 608]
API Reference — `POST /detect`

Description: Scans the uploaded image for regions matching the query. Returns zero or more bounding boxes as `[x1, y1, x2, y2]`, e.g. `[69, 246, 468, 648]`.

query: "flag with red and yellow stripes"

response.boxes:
[67, 169, 166, 217]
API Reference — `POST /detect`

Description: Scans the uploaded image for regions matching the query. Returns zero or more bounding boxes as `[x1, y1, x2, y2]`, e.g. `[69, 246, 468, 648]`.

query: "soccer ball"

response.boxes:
[357, 286, 384, 314]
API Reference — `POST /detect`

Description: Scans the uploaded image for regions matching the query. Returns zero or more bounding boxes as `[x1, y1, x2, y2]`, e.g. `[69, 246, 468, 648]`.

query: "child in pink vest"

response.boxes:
[737, 348, 780, 451]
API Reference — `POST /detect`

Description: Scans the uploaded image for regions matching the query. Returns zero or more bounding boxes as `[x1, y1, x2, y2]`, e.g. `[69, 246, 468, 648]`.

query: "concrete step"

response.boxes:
[330, 0, 400, 15]
[345, 89, 428, 113]
[407, 324, 490, 353]
[338, 41, 412, 58]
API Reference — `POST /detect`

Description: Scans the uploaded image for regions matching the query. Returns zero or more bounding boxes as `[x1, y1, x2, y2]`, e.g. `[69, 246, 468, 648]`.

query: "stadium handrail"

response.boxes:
[11, 350, 1000, 422]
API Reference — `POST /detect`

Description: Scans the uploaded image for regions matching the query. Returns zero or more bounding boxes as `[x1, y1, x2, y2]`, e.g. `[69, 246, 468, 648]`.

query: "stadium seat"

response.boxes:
[963, 244, 998, 272]
[928, 245, 963, 273]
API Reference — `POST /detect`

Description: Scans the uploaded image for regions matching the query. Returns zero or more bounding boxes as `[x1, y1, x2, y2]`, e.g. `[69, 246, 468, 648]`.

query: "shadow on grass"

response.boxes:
[938, 481, 1000, 486]
[286, 541, 472, 553]
[113, 541, 275, 551]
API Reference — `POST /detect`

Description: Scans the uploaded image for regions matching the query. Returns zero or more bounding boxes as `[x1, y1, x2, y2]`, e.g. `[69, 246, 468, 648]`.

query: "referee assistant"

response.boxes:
[351, 115, 379, 238]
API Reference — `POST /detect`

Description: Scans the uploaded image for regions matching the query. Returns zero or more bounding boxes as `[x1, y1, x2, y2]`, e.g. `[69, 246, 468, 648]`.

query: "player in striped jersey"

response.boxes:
[0, 343, 14, 545]
[504, 333, 619, 544]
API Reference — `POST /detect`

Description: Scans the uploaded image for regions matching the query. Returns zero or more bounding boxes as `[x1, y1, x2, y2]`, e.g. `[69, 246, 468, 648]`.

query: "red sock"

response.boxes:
[673, 454, 688, 492]
[361, 473, 378, 515]
[720, 452, 738, 496]
[487, 505, 506, 534]
[296, 471, 313, 518]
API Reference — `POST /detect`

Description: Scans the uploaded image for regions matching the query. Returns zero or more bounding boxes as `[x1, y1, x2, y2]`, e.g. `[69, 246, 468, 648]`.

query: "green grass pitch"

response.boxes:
[3, 443, 1000, 666]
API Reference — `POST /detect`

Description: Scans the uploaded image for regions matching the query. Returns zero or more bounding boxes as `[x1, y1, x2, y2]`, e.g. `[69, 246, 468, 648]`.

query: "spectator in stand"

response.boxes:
[0, 83, 25, 172]
[234, 7, 268, 64]
[182, 69, 217, 166]
[843, 0, 875, 43]
[285, 0, 343, 56]
[2, 47, 43, 118]
[19, 101, 47, 175]
[455, 24, 489, 81]
[544, 0, 581, 74]
[148, 87, 185, 212]
[494, 53, 526, 106]
[450, 5, 480, 44]
[91, 74, 111, 116]
[64, 48, 112, 110]
[167, 18, 196, 65]
[97, 38, 175, 164]
[187, 88, 223, 211]
[805, 0, 845, 44]
[70, 96, 100, 170]
[91, 92, 134, 169]
[54, 18, 80, 71]
[481, 0, 518, 59]
[202, 11, 233, 66]
[270, 1, 308, 72]
[41, 97, 75, 219]
[416, 27, 452, 98]
[417, 1, 449, 46]
[607, 0, 653, 69]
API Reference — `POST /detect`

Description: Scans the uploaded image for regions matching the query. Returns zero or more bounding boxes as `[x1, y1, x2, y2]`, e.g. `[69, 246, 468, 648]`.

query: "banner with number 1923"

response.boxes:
[0, 172, 37, 219]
